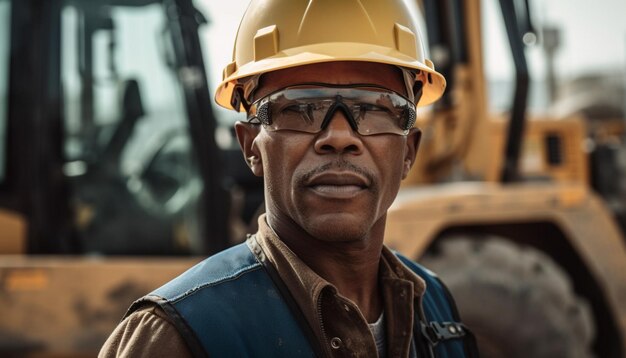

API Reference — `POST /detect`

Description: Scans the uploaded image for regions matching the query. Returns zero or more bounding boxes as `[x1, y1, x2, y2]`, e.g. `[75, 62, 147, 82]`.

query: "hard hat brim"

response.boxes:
[215, 42, 446, 111]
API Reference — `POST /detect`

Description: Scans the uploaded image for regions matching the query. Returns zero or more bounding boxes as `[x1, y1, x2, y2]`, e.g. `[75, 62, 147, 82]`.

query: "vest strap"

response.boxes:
[431, 276, 481, 358]
[421, 321, 468, 345]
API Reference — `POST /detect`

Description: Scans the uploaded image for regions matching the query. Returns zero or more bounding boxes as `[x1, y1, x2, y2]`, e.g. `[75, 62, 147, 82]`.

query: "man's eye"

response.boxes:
[279, 104, 315, 124]
[357, 104, 391, 118]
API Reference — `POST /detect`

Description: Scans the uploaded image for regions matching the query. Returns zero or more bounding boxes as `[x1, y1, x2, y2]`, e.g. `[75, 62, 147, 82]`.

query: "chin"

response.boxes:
[302, 213, 372, 243]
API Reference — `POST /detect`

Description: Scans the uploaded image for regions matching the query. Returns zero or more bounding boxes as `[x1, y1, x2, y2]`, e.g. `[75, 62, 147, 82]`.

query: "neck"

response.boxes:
[267, 212, 386, 322]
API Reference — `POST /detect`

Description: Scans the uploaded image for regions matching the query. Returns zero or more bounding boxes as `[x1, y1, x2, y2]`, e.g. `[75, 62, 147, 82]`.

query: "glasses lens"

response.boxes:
[250, 85, 415, 135]
[346, 90, 412, 135]
[266, 90, 331, 133]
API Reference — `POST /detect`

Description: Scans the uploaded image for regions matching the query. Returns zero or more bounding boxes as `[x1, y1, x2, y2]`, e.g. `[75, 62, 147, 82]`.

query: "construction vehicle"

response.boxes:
[0, 0, 248, 354]
[1, 0, 625, 357]
[385, 0, 626, 357]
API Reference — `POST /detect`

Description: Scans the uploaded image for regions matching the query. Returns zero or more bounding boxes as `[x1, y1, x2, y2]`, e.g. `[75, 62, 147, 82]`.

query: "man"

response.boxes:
[101, 0, 477, 357]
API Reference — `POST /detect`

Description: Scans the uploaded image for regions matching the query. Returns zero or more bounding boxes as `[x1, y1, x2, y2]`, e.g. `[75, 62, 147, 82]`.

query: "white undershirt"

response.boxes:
[368, 312, 418, 358]
[368, 313, 386, 357]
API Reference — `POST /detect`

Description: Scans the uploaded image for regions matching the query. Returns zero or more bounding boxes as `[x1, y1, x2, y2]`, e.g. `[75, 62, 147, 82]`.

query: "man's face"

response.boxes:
[236, 62, 420, 243]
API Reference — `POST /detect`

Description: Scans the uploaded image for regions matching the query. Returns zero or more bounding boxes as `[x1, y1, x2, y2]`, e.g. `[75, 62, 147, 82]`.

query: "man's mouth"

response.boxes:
[305, 171, 369, 198]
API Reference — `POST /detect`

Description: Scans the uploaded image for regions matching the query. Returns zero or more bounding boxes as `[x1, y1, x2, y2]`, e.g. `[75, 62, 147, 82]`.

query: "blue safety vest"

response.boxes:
[127, 242, 478, 357]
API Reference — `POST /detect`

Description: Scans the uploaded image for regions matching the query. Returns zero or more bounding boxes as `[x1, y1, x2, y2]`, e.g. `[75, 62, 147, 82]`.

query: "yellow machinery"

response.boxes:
[385, 0, 626, 357]
[0, 0, 221, 355]
[1, 0, 625, 356]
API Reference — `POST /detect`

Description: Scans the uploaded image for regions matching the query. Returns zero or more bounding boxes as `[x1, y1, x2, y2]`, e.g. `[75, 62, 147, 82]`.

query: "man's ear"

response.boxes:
[402, 128, 421, 180]
[234, 122, 263, 177]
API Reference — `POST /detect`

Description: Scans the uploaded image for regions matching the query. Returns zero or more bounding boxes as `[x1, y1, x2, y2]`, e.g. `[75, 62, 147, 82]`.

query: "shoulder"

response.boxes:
[122, 241, 315, 357]
[393, 251, 461, 319]
[393, 251, 447, 292]
[393, 251, 438, 281]
[99, 305, 192, 358]
[152, 242, 262, 302]
[115, 243, 266, 358]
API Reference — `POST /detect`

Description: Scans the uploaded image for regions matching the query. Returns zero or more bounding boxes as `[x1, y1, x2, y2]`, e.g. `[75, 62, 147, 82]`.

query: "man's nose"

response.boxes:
[313, 110, 364, 155]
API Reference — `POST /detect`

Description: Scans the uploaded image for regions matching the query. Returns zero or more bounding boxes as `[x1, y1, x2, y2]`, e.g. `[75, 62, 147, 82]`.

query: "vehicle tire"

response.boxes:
[420, 236, 595, 358]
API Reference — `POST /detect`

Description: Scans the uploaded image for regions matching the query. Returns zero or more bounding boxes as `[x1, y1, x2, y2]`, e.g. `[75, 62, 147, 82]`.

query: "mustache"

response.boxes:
[297, 159, 376, 189]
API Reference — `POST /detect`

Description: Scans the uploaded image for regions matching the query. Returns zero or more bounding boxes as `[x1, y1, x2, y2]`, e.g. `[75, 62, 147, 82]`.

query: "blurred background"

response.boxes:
[0, 0, 625, 356]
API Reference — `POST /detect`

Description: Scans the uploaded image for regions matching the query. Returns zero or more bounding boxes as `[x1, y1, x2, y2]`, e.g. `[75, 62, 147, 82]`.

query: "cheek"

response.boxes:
[258, 133, 312, 199]
[382, 161, 405, 196]
[261, 134, 310, 173]
[370, 139, 406, 196]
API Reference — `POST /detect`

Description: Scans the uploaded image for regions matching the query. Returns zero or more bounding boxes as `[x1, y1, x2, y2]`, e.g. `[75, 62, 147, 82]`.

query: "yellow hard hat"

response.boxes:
[215, 0, 446, 111]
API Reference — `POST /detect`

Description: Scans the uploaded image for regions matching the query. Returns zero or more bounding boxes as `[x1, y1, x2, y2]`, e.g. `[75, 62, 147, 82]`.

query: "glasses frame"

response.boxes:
[246, 83, 419, 136]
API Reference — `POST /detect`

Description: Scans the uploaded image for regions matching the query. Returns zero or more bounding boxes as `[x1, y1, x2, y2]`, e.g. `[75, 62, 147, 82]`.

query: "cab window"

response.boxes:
[60, 2, 203, 255]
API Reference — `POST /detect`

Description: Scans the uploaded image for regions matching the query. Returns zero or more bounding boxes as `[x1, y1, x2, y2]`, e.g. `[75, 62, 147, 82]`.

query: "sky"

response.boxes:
[483, 0, 626, 79]
[542, 0, 626, 76]
[194, 0, 626, 101]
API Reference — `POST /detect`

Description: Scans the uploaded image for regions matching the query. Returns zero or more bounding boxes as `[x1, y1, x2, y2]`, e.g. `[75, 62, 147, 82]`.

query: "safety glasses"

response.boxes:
[246, 83, 418, 136]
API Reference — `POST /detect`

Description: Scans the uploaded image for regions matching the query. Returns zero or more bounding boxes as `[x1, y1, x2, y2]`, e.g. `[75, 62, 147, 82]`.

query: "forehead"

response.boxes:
[255, 61, 406, 99]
